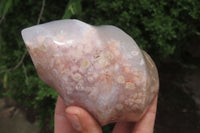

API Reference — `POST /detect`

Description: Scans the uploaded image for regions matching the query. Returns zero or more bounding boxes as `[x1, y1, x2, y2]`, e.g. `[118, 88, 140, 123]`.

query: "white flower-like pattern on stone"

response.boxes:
[21, 19, 159, 125]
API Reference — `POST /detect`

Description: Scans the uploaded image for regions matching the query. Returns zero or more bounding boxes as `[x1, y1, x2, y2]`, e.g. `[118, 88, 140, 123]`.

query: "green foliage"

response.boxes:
[62, 0, 82, 19]
[0, 0, 66, 131]
[0, 0, 15, 17]
[0, 0, 200, 132]
[3, 73, 8, 88]
[78, 0, 200, 58]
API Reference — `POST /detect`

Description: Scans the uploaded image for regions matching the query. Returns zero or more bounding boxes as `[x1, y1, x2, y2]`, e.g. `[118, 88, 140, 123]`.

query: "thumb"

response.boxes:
[65, 106, 102, 133]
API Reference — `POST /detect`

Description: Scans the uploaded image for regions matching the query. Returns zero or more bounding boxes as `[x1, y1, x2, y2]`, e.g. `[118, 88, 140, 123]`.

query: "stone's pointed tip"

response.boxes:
[21, 27, 31, 44]
[21, 28, 28, 40]
[21, 27, 37, 46]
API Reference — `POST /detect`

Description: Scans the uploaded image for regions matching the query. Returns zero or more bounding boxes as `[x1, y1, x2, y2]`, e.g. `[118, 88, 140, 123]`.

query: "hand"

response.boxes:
[54, 96, 102, 133]
[54, 96, 158, 133]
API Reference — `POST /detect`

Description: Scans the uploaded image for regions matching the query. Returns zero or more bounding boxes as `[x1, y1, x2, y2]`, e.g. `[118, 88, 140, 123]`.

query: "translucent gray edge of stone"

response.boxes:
[21, 19, 138, 47]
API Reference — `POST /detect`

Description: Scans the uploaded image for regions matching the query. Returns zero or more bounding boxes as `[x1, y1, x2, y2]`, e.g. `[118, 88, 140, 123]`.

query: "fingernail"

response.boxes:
[66, 111, 82, 131]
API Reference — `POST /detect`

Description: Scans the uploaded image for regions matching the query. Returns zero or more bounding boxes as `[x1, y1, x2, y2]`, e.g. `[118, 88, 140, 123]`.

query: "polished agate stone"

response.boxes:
[21, 19, 159, 125]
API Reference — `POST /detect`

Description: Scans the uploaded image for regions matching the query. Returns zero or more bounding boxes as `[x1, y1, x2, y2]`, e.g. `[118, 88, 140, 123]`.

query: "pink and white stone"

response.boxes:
[21, 19, 159, 125]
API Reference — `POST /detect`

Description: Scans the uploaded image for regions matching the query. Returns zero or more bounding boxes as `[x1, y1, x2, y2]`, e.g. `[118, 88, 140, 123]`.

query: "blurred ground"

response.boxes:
[0, 98, 39, 133]
[155, 56, 200, 133]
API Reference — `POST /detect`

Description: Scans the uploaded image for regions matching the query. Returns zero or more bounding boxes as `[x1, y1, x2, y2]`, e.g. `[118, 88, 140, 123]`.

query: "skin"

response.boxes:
[54, 96, 158, 133]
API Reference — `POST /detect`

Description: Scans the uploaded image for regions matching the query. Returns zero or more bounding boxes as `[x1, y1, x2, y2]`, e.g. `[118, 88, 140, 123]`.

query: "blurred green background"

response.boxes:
[0, 0, 200, 133]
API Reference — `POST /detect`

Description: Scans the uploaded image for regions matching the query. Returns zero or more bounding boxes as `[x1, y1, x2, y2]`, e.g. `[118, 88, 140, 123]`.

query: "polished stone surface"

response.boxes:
[22, 19, 159, 125]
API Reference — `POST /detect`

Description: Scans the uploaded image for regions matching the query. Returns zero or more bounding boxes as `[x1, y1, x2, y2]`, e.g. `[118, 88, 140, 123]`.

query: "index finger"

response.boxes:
[132, 96, 158, 133]
[54, 96, 74, 133]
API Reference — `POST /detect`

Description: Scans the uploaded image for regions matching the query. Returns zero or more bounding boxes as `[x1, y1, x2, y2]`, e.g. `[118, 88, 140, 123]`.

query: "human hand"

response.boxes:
[54, 96, 158, 133]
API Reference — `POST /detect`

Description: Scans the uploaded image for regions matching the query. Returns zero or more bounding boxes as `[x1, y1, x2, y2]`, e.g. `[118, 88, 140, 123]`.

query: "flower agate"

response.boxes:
[21, 19, 159, 125]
